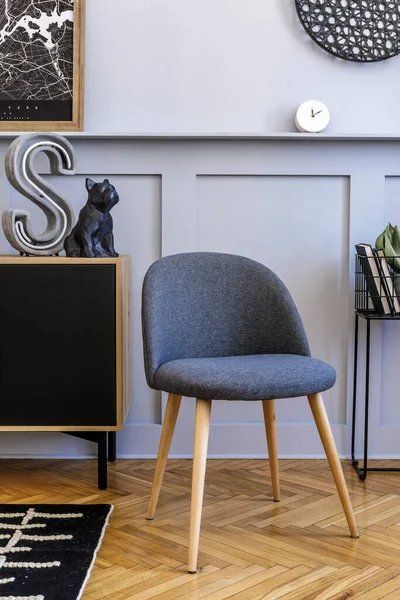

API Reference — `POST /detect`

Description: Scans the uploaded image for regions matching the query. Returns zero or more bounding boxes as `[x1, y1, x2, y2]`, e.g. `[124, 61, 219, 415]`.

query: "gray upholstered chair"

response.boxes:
[142, 252, 359, 573]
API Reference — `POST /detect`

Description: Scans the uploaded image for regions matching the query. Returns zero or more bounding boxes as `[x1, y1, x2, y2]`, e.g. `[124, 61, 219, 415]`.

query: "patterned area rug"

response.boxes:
[0, 504, 113, 600]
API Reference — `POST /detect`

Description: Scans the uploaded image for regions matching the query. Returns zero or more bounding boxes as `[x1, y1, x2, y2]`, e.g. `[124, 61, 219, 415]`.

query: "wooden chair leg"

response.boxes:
[262, 400, 280, 502]
[188, 398, 212, 574]
[146, 393, 182, 520]
[308, 393, 359, 538]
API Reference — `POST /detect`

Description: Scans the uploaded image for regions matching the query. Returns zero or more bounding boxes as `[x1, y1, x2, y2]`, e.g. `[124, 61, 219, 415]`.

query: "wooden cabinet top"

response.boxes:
[0, 255, 130, 265]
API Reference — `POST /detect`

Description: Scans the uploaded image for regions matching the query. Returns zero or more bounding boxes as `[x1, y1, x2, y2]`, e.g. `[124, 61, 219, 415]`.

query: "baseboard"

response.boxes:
[116, 422, 348, 458]
[0, 422, 345, 458]
[0, 422, 398, 459]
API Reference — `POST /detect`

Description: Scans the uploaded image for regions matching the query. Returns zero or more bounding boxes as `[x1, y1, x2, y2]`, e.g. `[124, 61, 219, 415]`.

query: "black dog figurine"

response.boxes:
[64, 178, 119, 257]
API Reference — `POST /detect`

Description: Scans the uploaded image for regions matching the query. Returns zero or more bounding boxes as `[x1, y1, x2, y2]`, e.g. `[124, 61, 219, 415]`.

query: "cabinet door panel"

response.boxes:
[0, 264, 116, 426]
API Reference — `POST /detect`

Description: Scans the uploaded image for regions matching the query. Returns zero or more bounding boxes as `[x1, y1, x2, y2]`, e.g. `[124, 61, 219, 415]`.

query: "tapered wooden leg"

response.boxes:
[308, 393, 359, 538]
[188, 398, 212, 574]
[262, 400, 280, 502]
[146, 394, 182, 520]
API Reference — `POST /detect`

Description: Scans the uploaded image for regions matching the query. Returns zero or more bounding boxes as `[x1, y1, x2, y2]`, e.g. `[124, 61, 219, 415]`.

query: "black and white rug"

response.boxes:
[0, 504, 113, 600]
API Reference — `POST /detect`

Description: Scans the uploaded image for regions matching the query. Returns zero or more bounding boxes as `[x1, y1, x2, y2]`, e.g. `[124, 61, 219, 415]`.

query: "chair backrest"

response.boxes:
[142, 252, 310, 387]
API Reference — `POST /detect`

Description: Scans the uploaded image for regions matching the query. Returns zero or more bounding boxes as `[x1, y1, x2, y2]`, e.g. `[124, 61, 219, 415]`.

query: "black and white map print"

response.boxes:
[0, 0, 74, 122]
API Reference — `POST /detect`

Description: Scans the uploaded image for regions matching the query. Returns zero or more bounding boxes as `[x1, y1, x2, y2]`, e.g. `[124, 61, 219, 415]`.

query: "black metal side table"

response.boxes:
[351, 311, 400, 480]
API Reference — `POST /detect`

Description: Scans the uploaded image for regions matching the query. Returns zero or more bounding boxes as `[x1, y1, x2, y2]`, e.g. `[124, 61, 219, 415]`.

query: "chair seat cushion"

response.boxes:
[154, 354, 336, 401]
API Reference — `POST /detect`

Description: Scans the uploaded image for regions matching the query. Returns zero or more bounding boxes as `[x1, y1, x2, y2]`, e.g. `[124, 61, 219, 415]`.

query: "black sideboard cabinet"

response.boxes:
[0, 256, 131, 489]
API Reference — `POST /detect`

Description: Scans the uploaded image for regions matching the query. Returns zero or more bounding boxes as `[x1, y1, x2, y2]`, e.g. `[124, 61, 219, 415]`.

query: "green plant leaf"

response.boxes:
[376, 223, 400, 273]
[376, 231, 385, 250]
[376, 223, 391, 251]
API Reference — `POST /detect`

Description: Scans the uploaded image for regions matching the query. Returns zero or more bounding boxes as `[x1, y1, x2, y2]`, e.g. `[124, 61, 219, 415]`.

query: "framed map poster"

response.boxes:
[0, 0, 85, 131]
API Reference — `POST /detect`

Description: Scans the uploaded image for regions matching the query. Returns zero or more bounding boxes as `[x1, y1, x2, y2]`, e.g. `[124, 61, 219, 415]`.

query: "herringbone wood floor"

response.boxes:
[1, 459, 400, 599]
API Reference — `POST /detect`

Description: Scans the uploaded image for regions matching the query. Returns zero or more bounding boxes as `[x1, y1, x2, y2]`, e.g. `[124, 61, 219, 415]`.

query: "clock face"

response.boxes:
[295, 101, 330, 133]
[295, 0, 400, 63]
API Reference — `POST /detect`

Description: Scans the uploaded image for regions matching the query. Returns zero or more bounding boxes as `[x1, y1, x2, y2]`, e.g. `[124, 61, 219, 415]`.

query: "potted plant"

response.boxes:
[376, 223, 400, 295]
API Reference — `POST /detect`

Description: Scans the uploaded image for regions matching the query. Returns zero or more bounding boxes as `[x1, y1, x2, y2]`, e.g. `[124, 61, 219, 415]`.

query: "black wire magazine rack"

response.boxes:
[355, 252, 400, 316]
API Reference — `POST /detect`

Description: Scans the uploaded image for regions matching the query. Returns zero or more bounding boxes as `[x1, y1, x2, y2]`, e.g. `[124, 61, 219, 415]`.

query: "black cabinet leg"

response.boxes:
[108, 432, 116, 462]
[98, 432, 108, 490]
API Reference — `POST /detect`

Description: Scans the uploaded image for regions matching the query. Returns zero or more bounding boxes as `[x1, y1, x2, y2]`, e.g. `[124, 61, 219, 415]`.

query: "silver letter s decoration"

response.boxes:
[2, 133, 76, 256]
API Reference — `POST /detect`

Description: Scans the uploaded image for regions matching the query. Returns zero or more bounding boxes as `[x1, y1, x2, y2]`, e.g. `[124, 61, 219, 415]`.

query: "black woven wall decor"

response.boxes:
[295, 1, 400, 62]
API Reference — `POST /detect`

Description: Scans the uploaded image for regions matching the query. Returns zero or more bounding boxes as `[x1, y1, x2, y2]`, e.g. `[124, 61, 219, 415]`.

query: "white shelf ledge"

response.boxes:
[0, 132, 399, 141]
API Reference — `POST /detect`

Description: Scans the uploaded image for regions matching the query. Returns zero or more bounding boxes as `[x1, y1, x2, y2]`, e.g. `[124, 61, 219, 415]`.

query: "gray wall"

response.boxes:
[85, 0, 400, 134]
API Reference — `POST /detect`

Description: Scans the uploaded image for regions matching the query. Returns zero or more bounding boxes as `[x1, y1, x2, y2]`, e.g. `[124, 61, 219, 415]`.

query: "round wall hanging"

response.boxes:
[295, 1, 400, 62]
